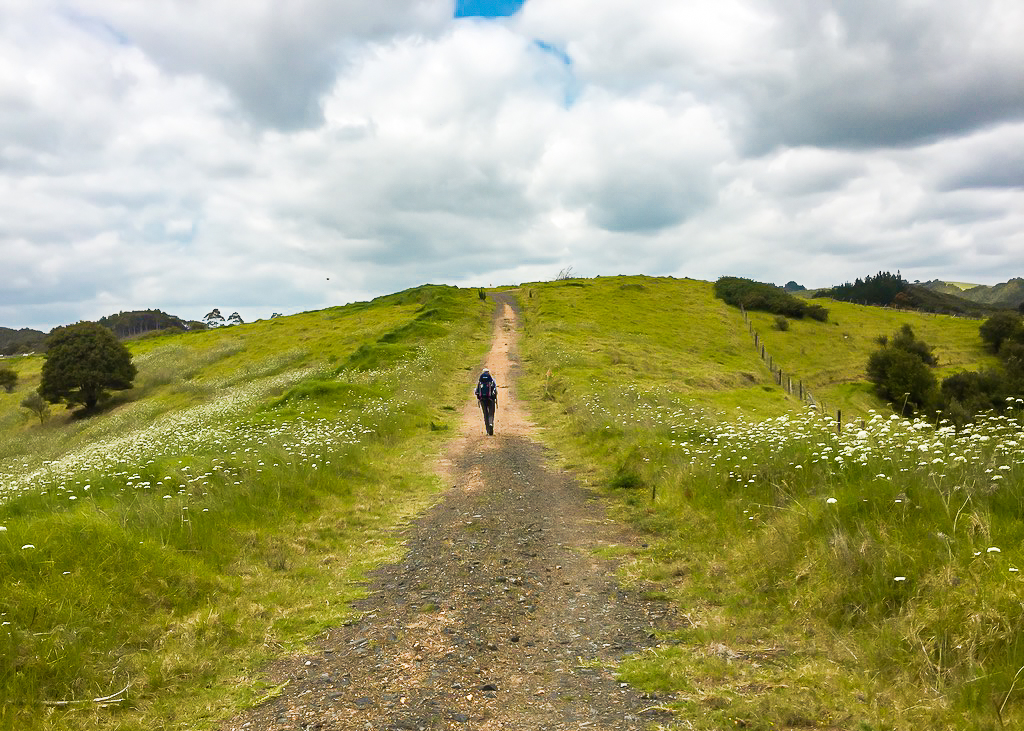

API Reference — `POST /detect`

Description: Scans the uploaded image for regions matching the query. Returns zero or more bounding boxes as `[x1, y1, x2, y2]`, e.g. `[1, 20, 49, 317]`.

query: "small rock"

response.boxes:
[480, 683, 498, 692]
[354, 697, 374, 709]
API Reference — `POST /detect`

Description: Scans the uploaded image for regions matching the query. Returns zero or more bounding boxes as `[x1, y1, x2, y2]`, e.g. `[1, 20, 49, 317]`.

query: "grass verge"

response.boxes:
[0, 285, 492, 730]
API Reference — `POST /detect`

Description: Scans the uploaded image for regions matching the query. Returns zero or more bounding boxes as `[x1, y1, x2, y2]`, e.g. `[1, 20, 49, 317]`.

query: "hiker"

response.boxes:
[475, 368, 498, 436]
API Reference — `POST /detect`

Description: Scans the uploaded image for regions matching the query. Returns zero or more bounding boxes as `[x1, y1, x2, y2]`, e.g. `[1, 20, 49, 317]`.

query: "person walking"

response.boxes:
[475, 368, 498, 436]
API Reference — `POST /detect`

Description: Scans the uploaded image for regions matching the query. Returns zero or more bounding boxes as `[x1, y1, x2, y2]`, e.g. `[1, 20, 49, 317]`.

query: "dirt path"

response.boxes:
[222, 294, 675, 730]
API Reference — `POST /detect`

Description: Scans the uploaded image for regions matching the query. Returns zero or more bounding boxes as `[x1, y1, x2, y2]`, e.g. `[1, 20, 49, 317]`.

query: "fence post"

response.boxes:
[761, 345, 765, 359]
[799, 380, 803, 400]
[837, 409, 842, 435]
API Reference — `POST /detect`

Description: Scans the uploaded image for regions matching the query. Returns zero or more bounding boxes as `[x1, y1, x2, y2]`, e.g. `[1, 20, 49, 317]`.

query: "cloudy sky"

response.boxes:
[2, 0, 1023, 330]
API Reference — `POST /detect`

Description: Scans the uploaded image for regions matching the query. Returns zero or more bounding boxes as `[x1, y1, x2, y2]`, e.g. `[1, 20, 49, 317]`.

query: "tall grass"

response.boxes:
[516, 276, 1022, 729]
[0, 285, 492, 730]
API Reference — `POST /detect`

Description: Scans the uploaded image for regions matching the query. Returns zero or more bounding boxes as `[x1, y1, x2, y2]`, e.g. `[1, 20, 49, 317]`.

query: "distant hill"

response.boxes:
[0, 326, 47, 355]
[919, 278, 1024, 309]
[918, 279, 968, 296]
[961, 278, 1024, 309]
[895, 285, 1003, 317]
[816, 271, 1006, 317]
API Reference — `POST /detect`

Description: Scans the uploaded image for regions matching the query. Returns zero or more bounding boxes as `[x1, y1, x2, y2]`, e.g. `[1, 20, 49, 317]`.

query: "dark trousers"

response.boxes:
[480, 398, 496, 435]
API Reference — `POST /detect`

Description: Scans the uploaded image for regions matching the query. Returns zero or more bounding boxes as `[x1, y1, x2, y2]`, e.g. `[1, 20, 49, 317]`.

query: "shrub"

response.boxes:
[20, 390, 50, 424]
[866, 325, 938, 415]
[0, 366, 16, 393]
[980, 312, 1023, 353]
[890, 323, 938, 366]
[773, 315, 790, 331]
[940, 369, 1007, 426]
[714, 276, 829, 322]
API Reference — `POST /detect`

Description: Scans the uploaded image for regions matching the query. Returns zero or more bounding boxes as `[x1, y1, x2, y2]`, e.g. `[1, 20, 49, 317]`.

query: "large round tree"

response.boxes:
[40, 322, 137, 410]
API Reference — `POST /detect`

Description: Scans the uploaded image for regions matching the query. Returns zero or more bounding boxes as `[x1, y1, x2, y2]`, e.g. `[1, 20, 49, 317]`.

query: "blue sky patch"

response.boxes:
[534, 40, 571, 66]
[455, 0, 527, 19]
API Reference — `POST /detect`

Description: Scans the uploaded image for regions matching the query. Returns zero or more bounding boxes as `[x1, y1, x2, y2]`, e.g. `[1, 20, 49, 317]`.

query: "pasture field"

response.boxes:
[517, 276, 1021, 730]
[744, 298, 997, 414]
[0, 285, 491, 730]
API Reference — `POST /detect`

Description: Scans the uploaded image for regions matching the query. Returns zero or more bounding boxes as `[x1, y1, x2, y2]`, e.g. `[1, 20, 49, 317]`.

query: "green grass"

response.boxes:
[745, 298, 997, 414]
[515, 275, 1021, 730]
[0, 285, 492, 730]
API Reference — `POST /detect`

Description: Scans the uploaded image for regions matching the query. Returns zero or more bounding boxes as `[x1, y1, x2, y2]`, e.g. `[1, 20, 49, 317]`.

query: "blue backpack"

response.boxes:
[478, 374, 497, 400]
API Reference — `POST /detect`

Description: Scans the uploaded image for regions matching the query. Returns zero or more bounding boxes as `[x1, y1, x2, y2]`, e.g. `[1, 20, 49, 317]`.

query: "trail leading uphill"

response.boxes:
[223, 293, 675, 730]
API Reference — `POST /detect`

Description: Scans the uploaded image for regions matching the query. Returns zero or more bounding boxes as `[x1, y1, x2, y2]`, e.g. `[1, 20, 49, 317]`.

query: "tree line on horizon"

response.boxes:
[0, 307, 263, 356]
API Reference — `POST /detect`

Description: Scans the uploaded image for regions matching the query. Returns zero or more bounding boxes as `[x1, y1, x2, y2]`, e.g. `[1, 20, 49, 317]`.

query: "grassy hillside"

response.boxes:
[744, 297, 996, 414]
[515, 275, 1023, 730]
[518, 276, 794, 419]
[0, 285, 491, 730]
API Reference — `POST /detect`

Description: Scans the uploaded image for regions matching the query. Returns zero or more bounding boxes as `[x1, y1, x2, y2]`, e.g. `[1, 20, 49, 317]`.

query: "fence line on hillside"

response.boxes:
[739, 306, 852, 434]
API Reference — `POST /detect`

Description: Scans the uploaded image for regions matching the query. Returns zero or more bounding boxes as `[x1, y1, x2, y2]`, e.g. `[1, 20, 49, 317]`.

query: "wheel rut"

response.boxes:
[222, 293, 675, 730]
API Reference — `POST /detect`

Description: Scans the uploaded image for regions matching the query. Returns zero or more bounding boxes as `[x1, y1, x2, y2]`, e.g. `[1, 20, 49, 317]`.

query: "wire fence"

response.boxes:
[739, 306, 853, 434]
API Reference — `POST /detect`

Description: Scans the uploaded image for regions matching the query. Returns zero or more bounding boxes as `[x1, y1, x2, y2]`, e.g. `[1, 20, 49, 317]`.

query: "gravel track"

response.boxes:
[222, 293, 675, 731]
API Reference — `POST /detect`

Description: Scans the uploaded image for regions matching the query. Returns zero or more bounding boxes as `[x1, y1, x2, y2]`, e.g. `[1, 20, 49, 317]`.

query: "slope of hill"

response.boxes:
[963, 277, 1024, 308]
[0, 285, 491, 730]
[517, 275, 992, 418]
[920, 277, 1024, 309]
[514, 275, 1022, 729]
[919, 278, 972, 295]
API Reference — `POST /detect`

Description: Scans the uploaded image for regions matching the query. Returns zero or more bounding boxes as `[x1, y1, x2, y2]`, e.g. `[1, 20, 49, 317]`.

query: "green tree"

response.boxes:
[20, 390, 50, 424]
[979, 312, 1022, 353]
[867, 347, 938, 415]
[0, 366, 16, 393]
[203, 309, 225, 328]
[867, 325, 939, 415]
[39, 323, 137, 411]
[890, 323, 938, 366]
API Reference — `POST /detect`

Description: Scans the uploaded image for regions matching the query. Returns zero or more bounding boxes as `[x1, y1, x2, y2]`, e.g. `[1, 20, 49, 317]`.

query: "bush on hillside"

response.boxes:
[714, 276, 829, 321]
[866, 325, 938, 415]
[867, 347, 938, 415]
[890, 323, 938, 366]
[20, 389, 50, 424]
[979, 311, 1023, 353]
[940, 369, 1008, 426]
[868, 315, 1024, 427]
[0, 366, 16, 393]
